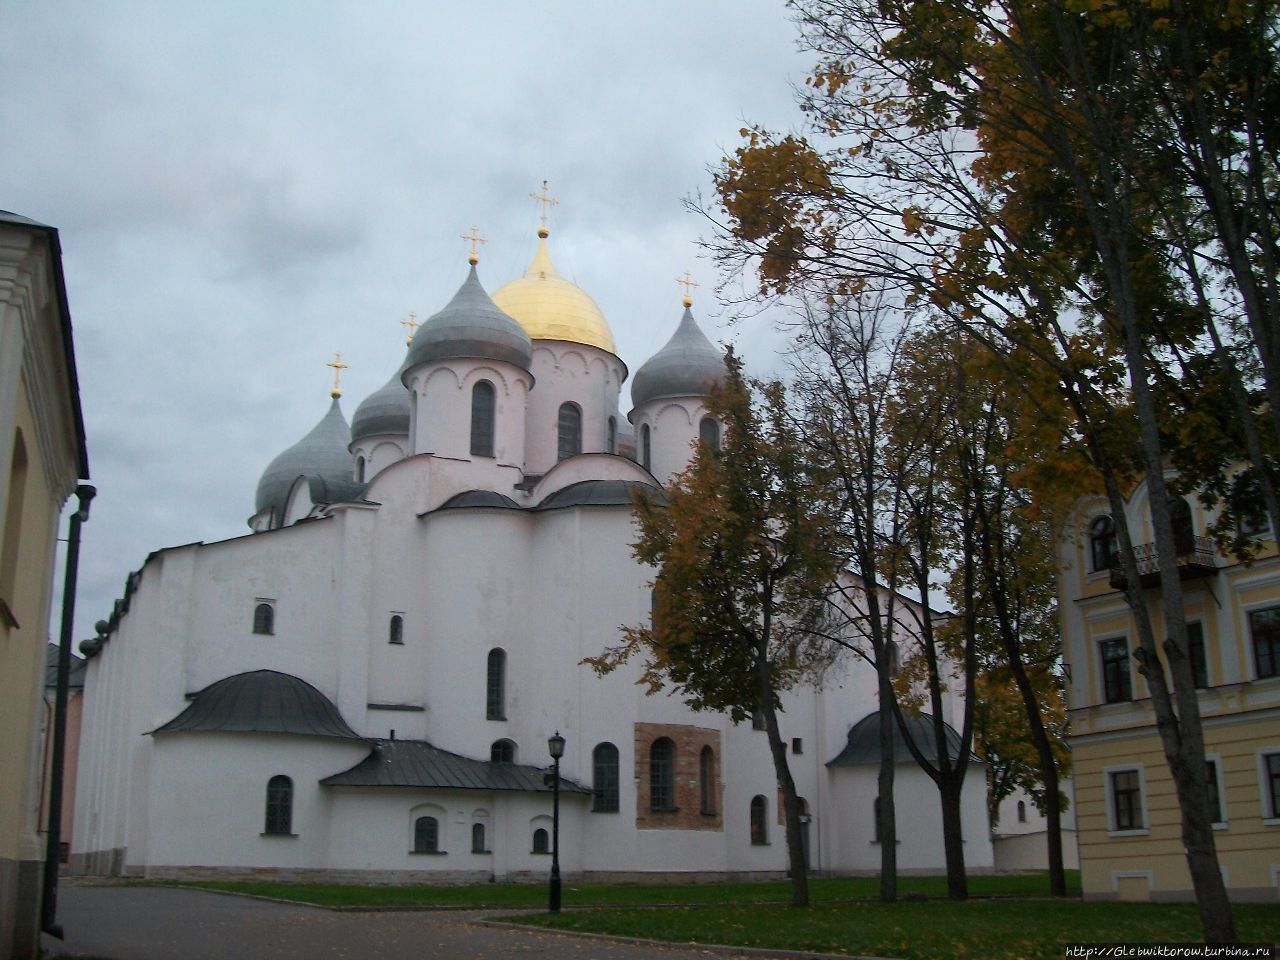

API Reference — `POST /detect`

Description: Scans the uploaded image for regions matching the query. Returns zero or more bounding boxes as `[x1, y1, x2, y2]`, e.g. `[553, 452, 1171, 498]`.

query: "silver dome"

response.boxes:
[351, 361, 410, 445]
[404, 265, 532, 376]
[255, 398, 363, 522]
[630, 306, 724, 410]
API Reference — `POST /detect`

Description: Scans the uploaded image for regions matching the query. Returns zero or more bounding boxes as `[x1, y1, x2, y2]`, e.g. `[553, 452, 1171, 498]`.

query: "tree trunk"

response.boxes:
[939, 776, 967, 901]
[758, 648, 809, 907]
[875, 657, 897, 903]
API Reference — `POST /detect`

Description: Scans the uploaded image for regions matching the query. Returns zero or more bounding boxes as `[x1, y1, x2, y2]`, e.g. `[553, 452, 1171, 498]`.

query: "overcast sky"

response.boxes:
[2, 2, 814, 644]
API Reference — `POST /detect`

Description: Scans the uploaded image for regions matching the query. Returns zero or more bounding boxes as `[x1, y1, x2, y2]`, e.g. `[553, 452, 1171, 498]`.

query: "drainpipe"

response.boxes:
[41, 483, 95, 939]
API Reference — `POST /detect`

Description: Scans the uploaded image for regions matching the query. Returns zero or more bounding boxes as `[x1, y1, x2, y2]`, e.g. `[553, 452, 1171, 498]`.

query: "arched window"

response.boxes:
[607, 416, 617, 455]
[557, 402, 582, 461]
[532, 827, 550, 854]
[471, 822, 486, 853]
[264, 775, 292, 835]
[873, 796, 881, 843]
[471, 380, 496, 457]
[640, 423, 651, 471]
[1089, 515, 1117, 573]
[699, 746, 716, 815]
[1170, 496, 1195, 554]
[486, 648, 506, 720]
[414, 816, 439, 853]
[355, 455, 366, 483]
[388, 614, 404, 645]
[592, 742, 620, 812]
[699, 417, 720, 452]
[253, 602, 275, 636]
[649, 738, 675, 811]
[490, 739, 515, 763]
[750, 794, 768, 845]
[1017, 800, 1027, 823]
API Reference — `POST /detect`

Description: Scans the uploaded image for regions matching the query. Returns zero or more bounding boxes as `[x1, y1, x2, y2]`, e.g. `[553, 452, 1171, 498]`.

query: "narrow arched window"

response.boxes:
[388, 614, 404, 645]
[592, 742, 619, 813]
[750, 794, 767, 845]
[471, 823, 486, 853]
[471, 380, 496, 457]
[1170, 496, 1194, 555]
[873, 796, 881, 843]
[490, 739, 515, 763]
[355, 455, 366, 483]
[1, 430, 28, 613]
[1017, 800, 1027, 823]
[253, 602, 275, 636]
[699, 746, 716, 815]
[557, 402, 582, 461]
[607, 416, 617, 455]
[699, 417, 720, 452]
[650, 738, 675, 811]
[486, 648, 506, 720]
[640, 423, 651, 471]
[1089, 516, 1116, 573]
[264, 775, 292, 835]
[414, 816, 439, 853]
[532, 827, 549, 854]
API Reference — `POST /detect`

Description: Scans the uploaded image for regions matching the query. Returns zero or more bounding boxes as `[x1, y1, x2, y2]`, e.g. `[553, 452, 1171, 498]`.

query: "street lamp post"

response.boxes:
[547, 730, 565, 914]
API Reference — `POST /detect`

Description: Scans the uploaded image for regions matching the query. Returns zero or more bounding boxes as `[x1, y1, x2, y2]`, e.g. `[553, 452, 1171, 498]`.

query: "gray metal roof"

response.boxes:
[44, 643, 86, 689]
[404, 265, 532, 375]
[351, 361, 411, 444]
[826, 710, 965, 767]
[151, 670, 363, 740]
[255, 397, 365, 521]
[630, 306, 724, 411]
[536, 479, 664, 511]
[438, 489, 522, 511]
[321, 738, 589, 793]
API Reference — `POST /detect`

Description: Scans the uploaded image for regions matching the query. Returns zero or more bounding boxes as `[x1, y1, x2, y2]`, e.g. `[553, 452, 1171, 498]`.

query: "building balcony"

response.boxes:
[1109, 536, 1217, 590]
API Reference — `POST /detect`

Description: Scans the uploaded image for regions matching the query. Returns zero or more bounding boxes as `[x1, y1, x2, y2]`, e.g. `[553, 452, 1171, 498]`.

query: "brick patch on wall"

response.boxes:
[634, 722, 723, 831]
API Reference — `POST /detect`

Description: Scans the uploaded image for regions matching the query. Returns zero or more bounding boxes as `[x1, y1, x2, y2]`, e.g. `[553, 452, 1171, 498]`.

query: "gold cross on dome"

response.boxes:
[400, 311, 419, 346]
[326, 352, 349, 398]
[676, 271, 699, 307]
[461, 226, 487, 265]
[530, 180, 558, 237]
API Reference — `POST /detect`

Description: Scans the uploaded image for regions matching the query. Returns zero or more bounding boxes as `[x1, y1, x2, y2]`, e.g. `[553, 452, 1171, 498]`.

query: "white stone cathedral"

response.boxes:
[71, 211, 992, 883]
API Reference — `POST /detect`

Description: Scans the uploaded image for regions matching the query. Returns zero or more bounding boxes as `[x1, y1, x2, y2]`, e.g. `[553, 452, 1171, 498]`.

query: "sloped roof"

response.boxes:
[536, 478, 664, 510]
[827, 710, 966, 767]
[322, 738, 589, 793]
[151, 670, 363, 740]
[44, 643, 86, 689]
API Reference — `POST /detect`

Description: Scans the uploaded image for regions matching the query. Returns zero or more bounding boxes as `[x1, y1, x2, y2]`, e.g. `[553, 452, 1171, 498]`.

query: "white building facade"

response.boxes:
[72, 224, 991, 883]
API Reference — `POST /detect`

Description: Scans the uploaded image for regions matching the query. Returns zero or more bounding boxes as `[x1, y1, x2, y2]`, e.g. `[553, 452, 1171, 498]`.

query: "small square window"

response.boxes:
[791, 737, 803, 755]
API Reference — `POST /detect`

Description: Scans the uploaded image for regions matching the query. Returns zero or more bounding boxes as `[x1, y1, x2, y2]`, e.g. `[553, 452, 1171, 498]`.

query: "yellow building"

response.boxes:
[0, 213, 88, 960]
[1060, 477, 1280, 902]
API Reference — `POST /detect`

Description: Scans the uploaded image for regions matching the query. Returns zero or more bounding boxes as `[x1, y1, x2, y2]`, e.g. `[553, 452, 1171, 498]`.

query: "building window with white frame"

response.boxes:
[1099, 637, 1132, 703]
[1250, 606, 1280, 679]
[1109, 768, 1145, 832]
[1205, 758, 1226, 826]
[1262, 752, 1280, 820]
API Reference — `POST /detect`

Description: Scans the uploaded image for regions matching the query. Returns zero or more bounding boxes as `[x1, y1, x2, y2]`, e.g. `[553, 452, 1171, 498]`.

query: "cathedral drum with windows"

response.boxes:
[70, 208, 991, 883]
[1060, 478, 1280, 902]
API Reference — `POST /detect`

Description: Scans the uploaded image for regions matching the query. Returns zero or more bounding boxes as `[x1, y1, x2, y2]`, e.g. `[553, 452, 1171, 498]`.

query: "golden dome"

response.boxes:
[491, 237, 617, 354]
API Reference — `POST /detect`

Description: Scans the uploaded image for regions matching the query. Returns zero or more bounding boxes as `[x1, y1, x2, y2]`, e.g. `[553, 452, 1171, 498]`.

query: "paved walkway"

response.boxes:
[40, 885, 835, 960]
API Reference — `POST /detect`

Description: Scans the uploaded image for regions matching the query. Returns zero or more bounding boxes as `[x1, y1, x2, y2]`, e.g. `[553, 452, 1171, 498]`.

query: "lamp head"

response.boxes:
[548, 731, 565, 760]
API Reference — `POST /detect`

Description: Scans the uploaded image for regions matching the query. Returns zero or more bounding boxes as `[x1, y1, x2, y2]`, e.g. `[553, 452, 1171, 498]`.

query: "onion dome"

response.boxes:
[351, 360, 410, 445]
[630, 305, 724, 409]
[255, 397, 363, 519]
[491, 234, 616, 354]
[405, 265, 532, 374]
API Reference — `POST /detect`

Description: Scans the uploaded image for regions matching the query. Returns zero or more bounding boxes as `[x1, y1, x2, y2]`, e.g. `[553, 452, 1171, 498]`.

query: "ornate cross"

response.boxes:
[461, 226, 487, 265]
[676, 271, 699, 307]
[326, 352, 349, 398]
[400, 311, 419, 346]
[530, 180, 558, 237]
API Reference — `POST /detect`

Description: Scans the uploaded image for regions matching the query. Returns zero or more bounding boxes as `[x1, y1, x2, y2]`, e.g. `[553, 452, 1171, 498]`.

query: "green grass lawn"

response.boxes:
[182, 871, 1078, 908]
[512, 900, 1280, 960]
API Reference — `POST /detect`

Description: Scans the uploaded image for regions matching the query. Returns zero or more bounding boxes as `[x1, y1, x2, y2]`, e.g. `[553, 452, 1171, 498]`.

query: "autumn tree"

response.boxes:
[704, 0, 1274, 937]
[587, 348, 838, 908]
